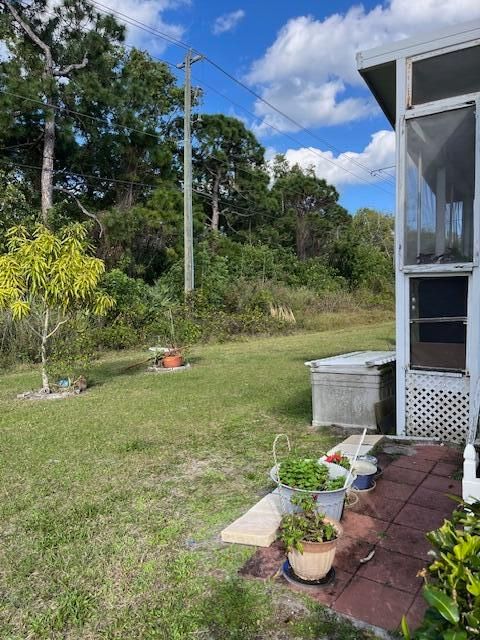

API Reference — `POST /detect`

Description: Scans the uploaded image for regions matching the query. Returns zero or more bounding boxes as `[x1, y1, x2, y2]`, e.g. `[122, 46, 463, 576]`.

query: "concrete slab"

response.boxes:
[327, 444, 373, 458]
[220, 492, 283, 547]
[342, 434, 385, 447]
[327, 434, 384, 458]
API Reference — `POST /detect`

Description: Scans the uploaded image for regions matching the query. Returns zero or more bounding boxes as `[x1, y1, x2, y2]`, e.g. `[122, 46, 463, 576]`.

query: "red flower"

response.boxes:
[325, 452, 342, 464]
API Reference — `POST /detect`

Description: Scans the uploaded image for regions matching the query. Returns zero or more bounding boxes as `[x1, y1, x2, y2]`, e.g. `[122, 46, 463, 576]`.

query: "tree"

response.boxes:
[270, 160, 350, 261]
[0, 169, 36, 250]
[99, 182, 205, 282]
[0, 0, 124, 222]
[331, 209, 394, 294]
[193, 114, 269, 232]
[69, 47, 184, 212]
[0, 224, 114, 391]
[352, 208, 394, 260]
[0, 2, 185, 231]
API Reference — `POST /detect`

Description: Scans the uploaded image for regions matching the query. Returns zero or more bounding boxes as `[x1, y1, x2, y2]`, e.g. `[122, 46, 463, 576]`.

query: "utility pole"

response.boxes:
[177, 49, 202, 296]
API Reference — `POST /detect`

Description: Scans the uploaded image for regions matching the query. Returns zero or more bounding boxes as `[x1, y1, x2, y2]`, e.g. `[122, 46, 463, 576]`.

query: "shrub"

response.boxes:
[101, 269, 153, 328]
[402, 499, 480, 640]
[92, 323, 141, 350]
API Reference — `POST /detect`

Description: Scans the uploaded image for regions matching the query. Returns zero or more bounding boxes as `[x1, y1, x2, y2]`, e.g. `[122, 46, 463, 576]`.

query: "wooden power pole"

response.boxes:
[177, 49, 202, 295]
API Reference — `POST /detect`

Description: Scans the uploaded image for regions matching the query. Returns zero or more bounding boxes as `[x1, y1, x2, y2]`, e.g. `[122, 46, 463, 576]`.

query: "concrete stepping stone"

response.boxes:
[327, 434, 384, 458]
[220, 491, 283, 547]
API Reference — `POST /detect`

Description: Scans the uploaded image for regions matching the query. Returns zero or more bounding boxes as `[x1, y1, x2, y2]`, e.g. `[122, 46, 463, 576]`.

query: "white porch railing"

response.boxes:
[463, 444, 480, 502]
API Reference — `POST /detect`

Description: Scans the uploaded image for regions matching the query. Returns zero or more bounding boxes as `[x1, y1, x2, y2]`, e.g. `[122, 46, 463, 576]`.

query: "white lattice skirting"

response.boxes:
[406, 372, 470, 444]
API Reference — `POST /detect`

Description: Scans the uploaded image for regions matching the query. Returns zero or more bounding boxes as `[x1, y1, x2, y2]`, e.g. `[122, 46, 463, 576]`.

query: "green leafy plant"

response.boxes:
[0, 224, 114, 391]
[278, 457, 345, 492]
[402, 499, 480, 640]
[324, 477, 346, 491]
[278, 457, 329, 491]
[279, 495, 338, 553]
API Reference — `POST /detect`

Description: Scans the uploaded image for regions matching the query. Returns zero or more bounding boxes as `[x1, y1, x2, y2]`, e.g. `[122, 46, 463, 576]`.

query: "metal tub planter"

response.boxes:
[270, 460, 355, 521]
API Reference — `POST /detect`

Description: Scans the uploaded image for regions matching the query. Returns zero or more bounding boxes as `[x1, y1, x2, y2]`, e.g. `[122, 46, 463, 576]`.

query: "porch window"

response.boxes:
[410, 276, 467, 371]
[411, 45, 480, 106]
[405, 106, 475, 265]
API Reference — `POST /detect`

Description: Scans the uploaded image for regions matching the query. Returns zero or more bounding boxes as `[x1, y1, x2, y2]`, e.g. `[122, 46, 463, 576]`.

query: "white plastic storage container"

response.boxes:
[305, 351, 395, 431]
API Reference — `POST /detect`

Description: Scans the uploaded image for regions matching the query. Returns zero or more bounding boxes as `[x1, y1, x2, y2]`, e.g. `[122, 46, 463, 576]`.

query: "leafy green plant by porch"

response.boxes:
[278, 457, 346, 491]
[402, 498, 480, 640]
[279, 495, 338, 553]
[0, 224, 114, 392]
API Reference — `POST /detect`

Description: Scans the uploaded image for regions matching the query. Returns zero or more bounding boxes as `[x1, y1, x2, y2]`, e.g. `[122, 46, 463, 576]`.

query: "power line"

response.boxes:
[0, 88, 178, 143]
[88, 0, 194, 52]
[190, 78, 395, 192]
[203, 57, 396, 187]
[0, 156, 279, 222]
[1, 97, 343, 206]
[82, 0, 395, 193]
[7, 1, 394, 194]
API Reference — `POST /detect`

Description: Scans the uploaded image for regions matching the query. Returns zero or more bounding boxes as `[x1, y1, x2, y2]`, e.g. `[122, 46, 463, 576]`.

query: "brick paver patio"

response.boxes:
[240, 443, 463, 633]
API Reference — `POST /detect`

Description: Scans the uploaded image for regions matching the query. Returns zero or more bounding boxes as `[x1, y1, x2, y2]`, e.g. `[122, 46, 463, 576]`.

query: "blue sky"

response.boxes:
[103, 0, 480, 214]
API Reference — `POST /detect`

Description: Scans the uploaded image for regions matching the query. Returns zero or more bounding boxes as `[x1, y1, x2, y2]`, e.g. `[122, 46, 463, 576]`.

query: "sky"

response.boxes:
[97, 1, 480, 213]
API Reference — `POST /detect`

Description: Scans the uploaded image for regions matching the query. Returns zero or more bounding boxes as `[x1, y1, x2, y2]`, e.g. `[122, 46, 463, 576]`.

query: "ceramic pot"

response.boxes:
[287, 518, 342, 581]
[162, 355, 183, 368]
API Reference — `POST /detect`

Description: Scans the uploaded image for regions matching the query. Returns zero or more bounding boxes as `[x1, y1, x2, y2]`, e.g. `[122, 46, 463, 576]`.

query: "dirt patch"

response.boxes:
[17, 390, 79, 401]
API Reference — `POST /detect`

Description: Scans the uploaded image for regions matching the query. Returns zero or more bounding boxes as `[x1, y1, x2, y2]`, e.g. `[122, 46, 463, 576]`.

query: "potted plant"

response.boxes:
[279, 495, 343, 581]
[161, 346, 184, 369]
[324, 451, 351, 469]
[270, 455, 355, 520]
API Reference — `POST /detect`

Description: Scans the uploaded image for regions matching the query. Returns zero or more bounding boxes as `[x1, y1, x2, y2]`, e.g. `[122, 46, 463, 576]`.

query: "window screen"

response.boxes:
[405, 107, 475, 265]
[410, 276, 467, 371]
[412, 45, 480, 105]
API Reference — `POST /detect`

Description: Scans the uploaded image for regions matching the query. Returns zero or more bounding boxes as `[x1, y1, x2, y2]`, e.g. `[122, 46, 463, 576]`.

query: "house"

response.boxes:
[357, 21, 480, 447]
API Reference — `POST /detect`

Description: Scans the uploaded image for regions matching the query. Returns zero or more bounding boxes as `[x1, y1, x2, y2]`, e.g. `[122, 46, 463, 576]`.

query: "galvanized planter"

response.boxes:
[270, 461, 355, 521]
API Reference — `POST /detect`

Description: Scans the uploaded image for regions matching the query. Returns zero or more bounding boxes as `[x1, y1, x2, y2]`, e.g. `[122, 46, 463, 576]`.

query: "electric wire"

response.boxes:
[83, 0, 395, 192]
[0, 91, 346, 207]
[0, 156, 280, 221]
[11, 0, 395, 193]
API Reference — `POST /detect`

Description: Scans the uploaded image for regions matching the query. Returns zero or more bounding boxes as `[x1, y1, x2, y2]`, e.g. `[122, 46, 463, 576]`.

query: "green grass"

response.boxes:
[0, 321, 394, 639]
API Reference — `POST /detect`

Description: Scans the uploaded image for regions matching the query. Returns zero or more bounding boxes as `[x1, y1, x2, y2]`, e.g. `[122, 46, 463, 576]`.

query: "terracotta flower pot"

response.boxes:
[162, 354, 183, 368]
[287, 518, 342, 581]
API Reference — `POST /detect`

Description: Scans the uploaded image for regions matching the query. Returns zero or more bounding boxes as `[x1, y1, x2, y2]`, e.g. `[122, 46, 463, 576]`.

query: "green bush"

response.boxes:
[92, 323, 141, 350]
[403, 499, 480, 640]
[101, 269, 153, 328]
[0, 311, 40, 367]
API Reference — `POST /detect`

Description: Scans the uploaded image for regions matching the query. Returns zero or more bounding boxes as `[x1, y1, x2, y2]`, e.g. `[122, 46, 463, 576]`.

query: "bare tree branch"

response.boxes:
[0, 133, 43, 151]
[55, 186, 104, 237]
[45, 317, 69, 340]
[2, 1, 53, 72]
[54, 54, 89, 77]
[25, 321, 43, 339]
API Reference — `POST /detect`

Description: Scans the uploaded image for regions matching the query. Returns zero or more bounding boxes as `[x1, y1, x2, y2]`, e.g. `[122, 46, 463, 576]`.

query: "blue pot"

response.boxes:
[352, 460, 377, 490]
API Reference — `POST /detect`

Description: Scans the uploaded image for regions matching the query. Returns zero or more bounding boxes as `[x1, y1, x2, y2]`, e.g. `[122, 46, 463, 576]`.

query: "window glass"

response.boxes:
[410, 277, 467, 371]
[405, 107, 475, 265]
[412, 46, 480, 105]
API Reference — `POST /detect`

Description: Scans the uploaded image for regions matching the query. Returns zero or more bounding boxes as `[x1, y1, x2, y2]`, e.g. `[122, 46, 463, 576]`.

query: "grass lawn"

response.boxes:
[0, 320, 394, 640]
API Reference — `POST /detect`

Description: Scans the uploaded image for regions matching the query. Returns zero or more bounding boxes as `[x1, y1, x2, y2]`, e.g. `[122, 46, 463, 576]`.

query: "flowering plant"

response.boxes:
[325, 451, 351, 470]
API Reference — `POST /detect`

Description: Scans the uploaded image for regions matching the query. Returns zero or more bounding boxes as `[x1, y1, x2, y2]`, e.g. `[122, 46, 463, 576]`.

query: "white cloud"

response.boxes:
[252, 79, 376, 135]
[213, 9, 245, 35]
[275, 129, 396, 187]
[97, 0, 188, 54]
[248, 0, 480, 131]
